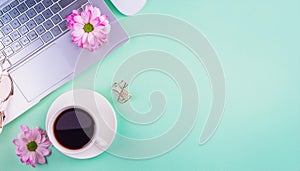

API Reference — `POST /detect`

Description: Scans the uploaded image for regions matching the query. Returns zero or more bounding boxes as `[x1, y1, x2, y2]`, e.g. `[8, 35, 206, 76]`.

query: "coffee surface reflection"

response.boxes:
[53, 108, 95, 150]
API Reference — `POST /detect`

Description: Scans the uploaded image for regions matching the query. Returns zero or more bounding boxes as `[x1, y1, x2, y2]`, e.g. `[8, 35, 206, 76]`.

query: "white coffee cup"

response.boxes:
[46, 89, 117, 158]
[47, 105, 108, 155]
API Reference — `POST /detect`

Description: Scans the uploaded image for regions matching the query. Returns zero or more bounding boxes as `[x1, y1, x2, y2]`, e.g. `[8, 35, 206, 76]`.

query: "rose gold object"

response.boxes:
[0, 64, 14, 134]
[112, 80, 132, 104]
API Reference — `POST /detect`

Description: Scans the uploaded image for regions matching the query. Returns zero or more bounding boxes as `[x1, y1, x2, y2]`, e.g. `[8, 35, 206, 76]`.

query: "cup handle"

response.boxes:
[95, 137, 108, 150]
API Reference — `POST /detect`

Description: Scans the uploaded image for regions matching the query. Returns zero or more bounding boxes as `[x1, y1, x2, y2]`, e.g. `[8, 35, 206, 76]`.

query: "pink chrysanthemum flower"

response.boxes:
[66, 4, 111, 51]
[13, 125, 52, 168]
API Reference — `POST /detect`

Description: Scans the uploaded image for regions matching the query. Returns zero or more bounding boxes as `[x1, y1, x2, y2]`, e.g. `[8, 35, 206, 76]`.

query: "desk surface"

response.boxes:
[0, 0, 300, 170]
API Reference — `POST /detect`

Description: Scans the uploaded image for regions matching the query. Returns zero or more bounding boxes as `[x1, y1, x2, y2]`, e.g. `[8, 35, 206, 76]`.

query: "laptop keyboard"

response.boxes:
[0, 0, 88, 69]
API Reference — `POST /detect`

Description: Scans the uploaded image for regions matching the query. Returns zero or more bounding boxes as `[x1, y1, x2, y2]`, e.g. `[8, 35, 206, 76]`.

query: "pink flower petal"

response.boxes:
[91, 7, 101, 21]
[82, 33, 88, 44]
[94, 23, 111, 34]
[73, 23, 84, 30]
[72, 29, 84, 38]
[91, 31, 101, 40]
[20, 137, 29, 144]
[90, 17, 99, 26]
[31, 128, 40, 141]
[81, 10, 89, 24]
[74, 15, 84, 25]
[72, 9, 80, 15]
[85, 4, 92, 14]
[25, 132, 34, 142]
[20, 125, 29, 132]
[87, 33, 95, 45]
[37, 147, 51, 156]
[36, 151, 46, 164]
[99, 15, 108, 22]
[20, 151, 29, 163]
[13, 139, 20, 146]
[32, 152, 37, 164]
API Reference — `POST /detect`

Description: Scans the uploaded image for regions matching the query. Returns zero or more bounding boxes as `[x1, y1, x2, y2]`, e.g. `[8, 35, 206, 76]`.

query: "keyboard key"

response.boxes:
[50, 4, 61, 14]
[34, 3, 45, 13]
[4, 47, 14, 56]
[0, 51, 5, 60]
[2, 37, 13, 46]
[19, 25, 28, 34]
[0, 42, 4, 50]
[2, 5, 11, 13]
[43, 20, 53, 30]
[51, 26, 61, 36]
[58, 0, 73, 8]
[41, 31, 53, 43]
[2, 60, 11, 69]
[10, 19, 21, 29]
[9, 38, 43, 64]
[35, 25, 45, 34]
[42, 9, 53, 19]
[25, 0, 36, 8]
[1, 14, 12, 24]
[42, 0, 53, 7]
[11, 41, 22, 51]
[0, 21, 3, 27]
[20, 36, 30, 45]
[18, 0, 26, 2]
[0, 31, 4, 38]
[10, 30, 21, 40]
[34, 14, 45, 24]
[3, 47, 14, 56]
[9, 8, 20, 18]
[2, 25, 13, 35]
[51, 15, 62, 25]
[0, 10, 3, 16]
[27, 30, 38, 40]
[10, 1, 19, 8]
[58, 20, 67, 31]
[26, 9, 37, 18]
[17, 3, 28, 13]
[26, 20, 37, 29]
[18, 14, 29, 24]
[60, 0, 87, 19]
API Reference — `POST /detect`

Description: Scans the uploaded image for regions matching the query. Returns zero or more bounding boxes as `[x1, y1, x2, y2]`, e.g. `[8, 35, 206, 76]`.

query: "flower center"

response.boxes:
[27, 141, 38, 152]
[84, 23, 94, 33]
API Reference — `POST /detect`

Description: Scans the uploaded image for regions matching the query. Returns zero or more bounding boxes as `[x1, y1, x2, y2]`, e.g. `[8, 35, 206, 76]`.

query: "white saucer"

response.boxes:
[46, 89, 117, 159]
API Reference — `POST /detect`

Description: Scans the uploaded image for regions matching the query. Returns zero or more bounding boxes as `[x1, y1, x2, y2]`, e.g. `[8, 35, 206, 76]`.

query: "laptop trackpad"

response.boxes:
[11, 44, 73, 102]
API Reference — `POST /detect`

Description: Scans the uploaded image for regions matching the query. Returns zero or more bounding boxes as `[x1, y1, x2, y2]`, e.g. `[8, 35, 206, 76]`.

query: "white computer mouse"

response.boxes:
[110, 0, 147, 16]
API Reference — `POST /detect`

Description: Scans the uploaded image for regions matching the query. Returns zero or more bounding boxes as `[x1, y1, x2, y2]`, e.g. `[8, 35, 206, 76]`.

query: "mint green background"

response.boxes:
[0, 0, 300, 170]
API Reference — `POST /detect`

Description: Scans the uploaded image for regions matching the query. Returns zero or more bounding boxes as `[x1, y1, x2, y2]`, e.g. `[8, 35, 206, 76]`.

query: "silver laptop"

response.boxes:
[0, 0, 128, 124]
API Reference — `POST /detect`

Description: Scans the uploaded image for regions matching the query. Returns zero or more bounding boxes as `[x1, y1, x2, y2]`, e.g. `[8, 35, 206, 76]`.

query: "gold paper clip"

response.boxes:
[112, 80, 132, 104]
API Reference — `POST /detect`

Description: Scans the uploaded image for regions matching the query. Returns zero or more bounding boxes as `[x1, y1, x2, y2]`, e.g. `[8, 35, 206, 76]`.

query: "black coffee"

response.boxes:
[53, 108, 95, 150]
